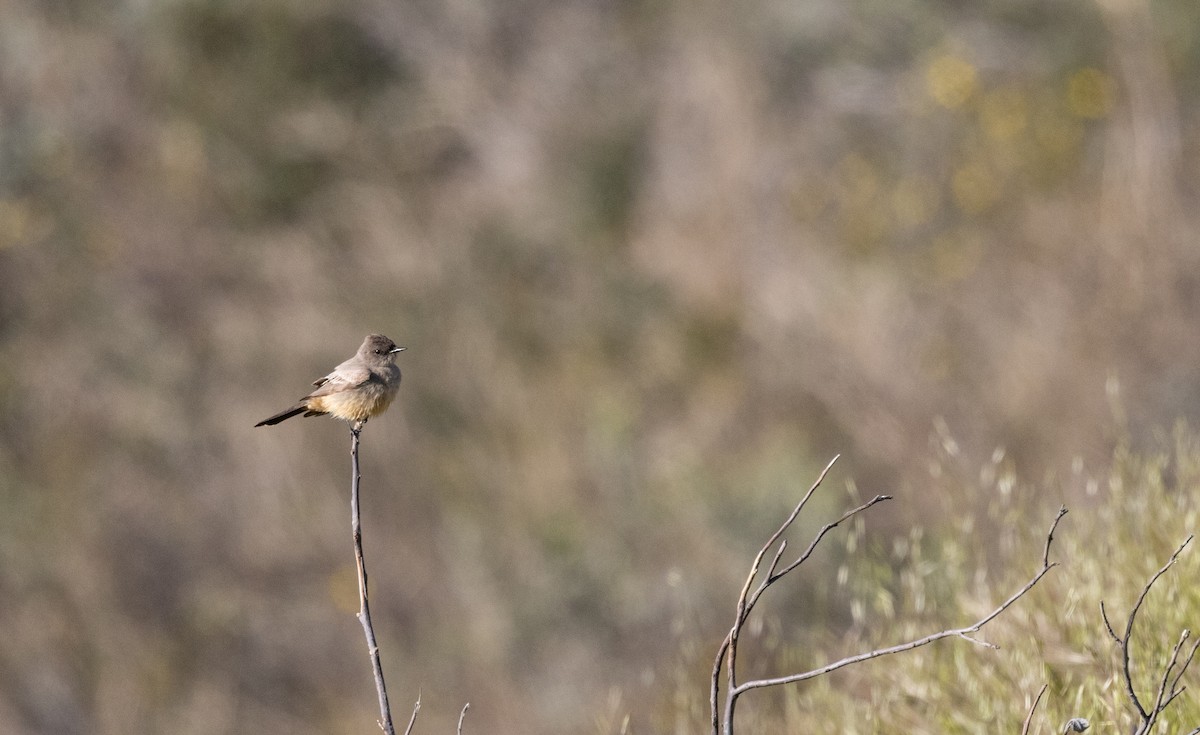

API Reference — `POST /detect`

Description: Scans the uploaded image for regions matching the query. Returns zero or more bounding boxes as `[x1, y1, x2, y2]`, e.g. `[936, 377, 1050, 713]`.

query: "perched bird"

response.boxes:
[255, 334, 404, 429]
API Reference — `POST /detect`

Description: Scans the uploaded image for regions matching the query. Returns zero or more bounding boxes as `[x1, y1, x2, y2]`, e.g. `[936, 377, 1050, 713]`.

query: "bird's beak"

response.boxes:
[390, 346, 406, 354]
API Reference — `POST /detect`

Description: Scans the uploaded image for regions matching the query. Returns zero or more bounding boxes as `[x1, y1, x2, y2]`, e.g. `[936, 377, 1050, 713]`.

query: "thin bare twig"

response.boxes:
[403, 694, 421, 735]
[1170, 635, 1199, 700]
[457, 702, 470, 735]
[1021, 684, 1048, 735]
[1042, 505, 1064, 568]
[1099, 534, 1195, 735]
[1150, 630, 1191, 716]
[351, 424, 396, 734]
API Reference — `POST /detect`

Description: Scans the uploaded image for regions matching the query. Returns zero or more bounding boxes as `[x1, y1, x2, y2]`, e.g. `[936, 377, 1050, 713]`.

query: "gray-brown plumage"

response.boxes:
[255, 334, 404, 427]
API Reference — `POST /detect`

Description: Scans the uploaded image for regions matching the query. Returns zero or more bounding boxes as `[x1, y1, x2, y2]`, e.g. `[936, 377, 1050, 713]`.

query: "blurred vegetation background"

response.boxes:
[1, 0, 1199, 732]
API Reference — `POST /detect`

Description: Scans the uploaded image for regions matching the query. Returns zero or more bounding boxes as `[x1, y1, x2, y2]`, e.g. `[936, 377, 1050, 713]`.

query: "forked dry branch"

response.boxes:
[710, 455, 1068, 735]
[1100, 535, 1197, 735]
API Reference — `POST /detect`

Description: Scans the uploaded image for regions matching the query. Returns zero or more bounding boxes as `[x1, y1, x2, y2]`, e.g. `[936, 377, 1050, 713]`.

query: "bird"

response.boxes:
[255, 334, 405, 429]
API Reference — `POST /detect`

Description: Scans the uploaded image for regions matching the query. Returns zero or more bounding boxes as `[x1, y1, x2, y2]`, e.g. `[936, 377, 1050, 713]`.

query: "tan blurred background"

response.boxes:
[2, 0, 1199, 732]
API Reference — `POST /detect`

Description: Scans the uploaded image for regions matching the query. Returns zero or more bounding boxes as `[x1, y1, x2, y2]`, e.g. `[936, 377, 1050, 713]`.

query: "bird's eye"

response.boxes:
[374, 349, 383, 354]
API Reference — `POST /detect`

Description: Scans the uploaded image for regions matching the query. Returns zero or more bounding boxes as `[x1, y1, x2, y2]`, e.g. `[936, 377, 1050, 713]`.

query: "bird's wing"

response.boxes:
[308, 364, 372, 396]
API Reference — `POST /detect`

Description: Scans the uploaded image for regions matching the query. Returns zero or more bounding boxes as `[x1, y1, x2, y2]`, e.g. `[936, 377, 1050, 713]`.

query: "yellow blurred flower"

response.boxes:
[927, 55, 978, 109]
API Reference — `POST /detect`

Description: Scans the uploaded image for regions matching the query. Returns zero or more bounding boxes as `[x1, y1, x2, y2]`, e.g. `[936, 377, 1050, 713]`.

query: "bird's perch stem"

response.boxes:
[351, 423, 396, 734]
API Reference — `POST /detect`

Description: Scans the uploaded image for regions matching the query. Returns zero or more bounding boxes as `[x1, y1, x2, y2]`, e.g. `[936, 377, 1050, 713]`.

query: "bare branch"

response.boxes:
[765, 539, 788, 583]
[403, 694, 421, 735]
[1100, 601, 1122, 645]
[712, 455, 848, 735]
[1148, 630, 1191, 722]
[1161, 687, 1186, 712]
[755, 455, 842, 577]
[350, 425, 396, 735]
[731, 541, 1058, 695]
[1044, 505, 1066, 568]
[1127, 536, 1192, 640]
[731, 455, 842, 641]
[1170, 635, 1199, 698]
[735, 492, 892, 666]
[712, 462, 1067, 735]
[710, 634, 730, 735]
[732, 506, 1065, 698]
[956, 632, 997, 649]
[457, 702, 470, 735]
[1100, 535, 1195, 735]
[768, 494, 893, 586]
[1021, 683, 1048, 735]
[714, 458, 898, 735]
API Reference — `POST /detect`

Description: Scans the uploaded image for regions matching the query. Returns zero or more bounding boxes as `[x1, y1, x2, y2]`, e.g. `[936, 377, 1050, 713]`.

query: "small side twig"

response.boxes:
[1100, 535, 1195, 735]
[1021, 683, 1048, 735]
[403, 694, 421, 735]
[351, 423, 396, 734]
[457, 702, 470, 735]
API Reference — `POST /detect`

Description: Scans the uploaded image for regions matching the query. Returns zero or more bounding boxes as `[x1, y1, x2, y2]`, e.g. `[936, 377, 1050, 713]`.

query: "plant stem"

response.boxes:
[351, 424, 395, 735]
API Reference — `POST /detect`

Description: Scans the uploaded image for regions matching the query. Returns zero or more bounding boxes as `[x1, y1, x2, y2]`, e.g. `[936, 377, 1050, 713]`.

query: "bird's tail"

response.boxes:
[255, 405, 307, 427]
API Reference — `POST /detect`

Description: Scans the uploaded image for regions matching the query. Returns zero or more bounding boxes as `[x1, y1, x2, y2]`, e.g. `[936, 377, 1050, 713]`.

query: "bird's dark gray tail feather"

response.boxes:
[255, 406, 306, 427]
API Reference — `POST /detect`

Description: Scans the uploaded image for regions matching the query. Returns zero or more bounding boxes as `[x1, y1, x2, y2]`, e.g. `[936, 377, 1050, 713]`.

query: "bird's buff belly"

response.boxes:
[307, 385, 395, 422]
